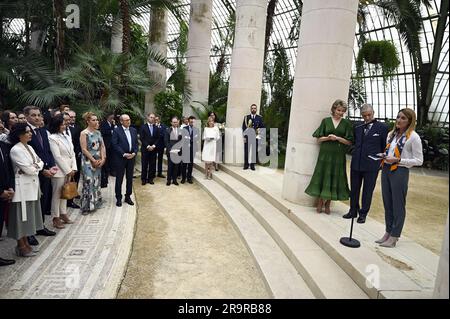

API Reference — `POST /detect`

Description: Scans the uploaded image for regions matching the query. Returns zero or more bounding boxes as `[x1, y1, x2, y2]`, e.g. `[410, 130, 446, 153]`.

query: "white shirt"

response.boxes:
[386, 131, 423, 168]
[122, 126, 132, 152]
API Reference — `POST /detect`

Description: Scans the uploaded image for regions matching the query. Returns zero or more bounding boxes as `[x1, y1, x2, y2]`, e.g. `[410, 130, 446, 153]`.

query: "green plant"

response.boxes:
[154, 90, 183, 125]
[416, 124, 449, 171]
[356, 40, 400, 84]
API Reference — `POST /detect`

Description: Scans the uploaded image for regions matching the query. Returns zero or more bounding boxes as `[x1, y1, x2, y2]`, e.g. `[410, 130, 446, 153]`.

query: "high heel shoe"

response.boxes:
[53, 217, 65, 229]
[375, 232, 390, 244]
[60, 214, 74, 224]
[316, 198, 324, 214]
[15, 246, 37, 257]
[324, 200, 331, 215]
[379, 236, 398, 248]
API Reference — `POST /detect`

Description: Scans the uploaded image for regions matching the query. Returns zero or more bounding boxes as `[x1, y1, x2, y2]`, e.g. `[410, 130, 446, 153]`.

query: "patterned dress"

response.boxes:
[305, 117, 354, 201]
[80, 130, 103, 212]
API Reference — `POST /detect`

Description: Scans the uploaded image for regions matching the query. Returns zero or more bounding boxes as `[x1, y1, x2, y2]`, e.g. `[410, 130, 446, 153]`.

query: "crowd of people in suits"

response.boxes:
[0, 100, 424, 267]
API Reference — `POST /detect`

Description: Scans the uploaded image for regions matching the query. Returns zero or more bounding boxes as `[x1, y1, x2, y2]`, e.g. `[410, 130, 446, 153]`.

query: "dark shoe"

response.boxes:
[116, 200, 122, 207]
[166, 181, 171, 186]
[101, 183, 108, 188]
[342, 212, 357, 219]
[250, 164, 255, 170]
[158, 174, 166, 178]
[124, 198, 134, 206]
[149, 179, 154, 185]
[180, 179, 185, 184]
[67, 202, 80, 209]
[243, 166, 249, 170]
[36, 227, 56, 236]
[141, 180, 147, 185]
[173, 181, 179, 186]
[0, 257, 15, 266]
[187, 179, 193, 184]
[27, 235, 39, 246]
[357, 215, 366, 224]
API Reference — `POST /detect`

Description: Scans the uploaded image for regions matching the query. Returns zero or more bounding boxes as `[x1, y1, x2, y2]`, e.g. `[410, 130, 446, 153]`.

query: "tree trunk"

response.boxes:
[120, 0, 131, 55]
[53, 0, 65, 72]
[264, 0, 278, 61]
[111, 16, 123, 53]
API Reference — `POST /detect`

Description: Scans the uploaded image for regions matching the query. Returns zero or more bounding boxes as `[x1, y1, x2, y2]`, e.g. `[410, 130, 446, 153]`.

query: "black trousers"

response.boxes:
[39, 174, 52, 221]
[349, 169, 379, 216]
[0, 202, 5, 237]
[101, 147, 114, 187]
[181, 149, 193, 181]
[244, 138, 259, 167]
[141, 150, 157, 182]
[115, 157, 135, 200]
[156, 147, 164, 174]
[167, 152, 179, 183]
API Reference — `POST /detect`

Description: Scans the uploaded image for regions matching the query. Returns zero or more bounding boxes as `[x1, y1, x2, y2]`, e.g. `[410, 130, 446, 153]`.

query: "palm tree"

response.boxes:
[53, 0, 66, 72]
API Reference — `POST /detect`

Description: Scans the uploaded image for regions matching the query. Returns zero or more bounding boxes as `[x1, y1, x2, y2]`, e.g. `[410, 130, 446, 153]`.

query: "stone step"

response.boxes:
[193, 171, 314, 299]
[195, 165, 368, 299]
[217, 164, 437, 299]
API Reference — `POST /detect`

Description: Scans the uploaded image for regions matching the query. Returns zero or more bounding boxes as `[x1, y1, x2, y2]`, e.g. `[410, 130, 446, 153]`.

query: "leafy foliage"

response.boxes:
[154, 90, 183, 125]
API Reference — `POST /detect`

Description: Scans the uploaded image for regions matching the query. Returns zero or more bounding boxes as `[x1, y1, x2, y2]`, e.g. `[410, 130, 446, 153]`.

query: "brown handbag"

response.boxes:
[61, 176, 79, 200]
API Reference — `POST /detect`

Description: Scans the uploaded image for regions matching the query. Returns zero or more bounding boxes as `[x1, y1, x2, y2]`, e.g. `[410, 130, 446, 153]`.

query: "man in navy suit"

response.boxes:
[343, 104, 388, 223]
[24, 106, 57, 239]
[100, 113, 116, 187]
[112, 114, 138, 207]
[181, 116, 199, 184]
[242, 104, 265, 170]
[164, 117, 183, 186]
[155, 115, 166, 178]
[140, 112, 160, 185]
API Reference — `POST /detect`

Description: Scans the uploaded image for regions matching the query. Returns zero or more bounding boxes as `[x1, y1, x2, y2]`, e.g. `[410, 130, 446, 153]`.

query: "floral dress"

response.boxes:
[80, 130, 103, 212]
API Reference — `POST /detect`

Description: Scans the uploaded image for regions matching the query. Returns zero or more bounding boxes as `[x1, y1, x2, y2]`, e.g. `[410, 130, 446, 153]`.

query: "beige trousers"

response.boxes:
[51, 177, 67, 218]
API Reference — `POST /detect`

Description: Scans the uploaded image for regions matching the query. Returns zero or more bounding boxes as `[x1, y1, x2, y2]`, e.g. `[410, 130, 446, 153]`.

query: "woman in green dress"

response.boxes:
[305, 99, 354, 214]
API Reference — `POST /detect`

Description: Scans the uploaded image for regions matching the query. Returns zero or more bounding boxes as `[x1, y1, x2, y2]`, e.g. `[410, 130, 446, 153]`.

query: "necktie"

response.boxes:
[0, 146, 4, 162]
[149, 124, 153, 136]
[35, 128, 43, 148]
[66, 127, 70, 136]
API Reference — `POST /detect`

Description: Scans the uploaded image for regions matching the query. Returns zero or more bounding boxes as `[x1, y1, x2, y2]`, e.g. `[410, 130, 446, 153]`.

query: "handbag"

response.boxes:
[61, 176, 79, 200]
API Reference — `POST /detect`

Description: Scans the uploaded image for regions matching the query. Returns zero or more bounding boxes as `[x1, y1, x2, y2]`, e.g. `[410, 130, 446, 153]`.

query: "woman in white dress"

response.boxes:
[208, 111, 221, 171]
[202, 116, 221, 179]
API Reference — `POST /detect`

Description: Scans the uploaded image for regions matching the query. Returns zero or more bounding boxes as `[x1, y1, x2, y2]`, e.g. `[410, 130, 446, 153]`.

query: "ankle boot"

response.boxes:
[375, 232, 390, 244]
[380, 236, 398, 248]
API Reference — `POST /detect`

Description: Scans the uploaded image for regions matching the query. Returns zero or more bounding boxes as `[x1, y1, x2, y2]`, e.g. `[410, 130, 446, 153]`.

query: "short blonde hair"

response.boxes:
[331, 99, 348, 115]
[82, 111, 97, 124]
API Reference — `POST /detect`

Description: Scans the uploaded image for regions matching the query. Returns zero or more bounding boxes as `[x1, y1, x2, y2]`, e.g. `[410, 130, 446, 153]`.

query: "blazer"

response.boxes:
[242, 114, 265, 132]
[48, 134, 78, 177]
[0, 141, 14, 195]
[112, 125, 139, 158]
[156, 123, 167, 149]
[164, 127, 183, 155]
[351, 120, 388, 172]
[100, 120, 115, 149]
[182, 125, 200, 155]
[27, 124, 55, 169]
[140, 123, 160, 152]
[69, 124, 82, 156]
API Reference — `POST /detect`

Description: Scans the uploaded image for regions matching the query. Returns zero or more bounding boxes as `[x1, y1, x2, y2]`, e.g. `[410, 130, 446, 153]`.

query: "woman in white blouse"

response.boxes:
[48, 115, 77, 228]
[376, 108, 423, 248]
[8, 123, 44, 257]
[202, 116, 221, 179]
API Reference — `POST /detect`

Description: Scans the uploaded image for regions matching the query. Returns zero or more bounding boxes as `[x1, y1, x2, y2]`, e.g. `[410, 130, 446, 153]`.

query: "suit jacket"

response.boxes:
[100, 120, 115, 149]
[164, 127, 183, 155]
[242, 114, 265, 132]
[48, 134, 77, 177]
[140, 123, 160, 152]
[111, 125, 139, 158]
[351, 120, 388, 172]
[69, 124, 81, 156]
[156, 123, 167, 149]
[182, 125, 200, 156]
[27, 124, 55, 169]
[0, 141, 15, 196]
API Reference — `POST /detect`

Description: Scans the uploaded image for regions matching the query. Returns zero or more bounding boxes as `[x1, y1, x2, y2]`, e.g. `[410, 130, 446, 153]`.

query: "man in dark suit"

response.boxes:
[155, 115, 166, 178]
[100, 113, 116, 188]
[164, 117, 183, 186]
[181, 116, 199, 184]
[63, 111, 81, 209]
[0, 141, 16, 266]
[242, 104, 265, 170]
[24, 106, 57, 240]
[343, 104, 388, 224]
[140, 112, 160, 185]
[112, 114, 138, 207]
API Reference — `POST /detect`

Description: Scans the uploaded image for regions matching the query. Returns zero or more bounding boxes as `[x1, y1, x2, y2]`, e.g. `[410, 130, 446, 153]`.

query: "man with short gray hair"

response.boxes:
[343, 104, 388, 223]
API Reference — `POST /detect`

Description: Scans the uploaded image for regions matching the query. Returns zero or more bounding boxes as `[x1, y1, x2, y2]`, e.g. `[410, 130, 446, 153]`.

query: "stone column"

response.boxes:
[183, 0, 213, 117]
[145, 7, 168, 114]
[433, 212, 449, 298]
[224, 0, 267, 165]
[281, 0, 359, 205]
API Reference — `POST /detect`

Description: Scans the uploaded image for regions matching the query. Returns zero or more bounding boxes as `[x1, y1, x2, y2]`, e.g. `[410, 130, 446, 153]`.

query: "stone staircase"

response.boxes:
[192, 163, 438, 299]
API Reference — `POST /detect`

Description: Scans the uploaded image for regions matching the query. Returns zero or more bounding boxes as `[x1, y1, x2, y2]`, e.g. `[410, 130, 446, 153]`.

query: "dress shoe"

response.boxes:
[379, 236, 398, 248]
[0, 257, 15, 266]
[375, 232, 390, 244]
[180, 179, 185, 184]
[149, 179, 154, 185]
[250, 165, 255, 171]
[243, 165, 249, 170]
[53, 217, 65, 229]
[60, 214, 74, 224]
[27, 235, 39, 246]
[67, 202, 80, 209]
[342, 212, 357, 219]
[141, 180, 147, 185]
[357, 215, 366, 224]
[36, 227, 56, 236]
[158, 174, 166, 178]
[15, 246, 36, 257]
[116, 200, 122, 207]
[166, 181, 171, 186]
[124, 198, 134, 206]
[187, 179, 193, 184]
[173, 181, 179, 186]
